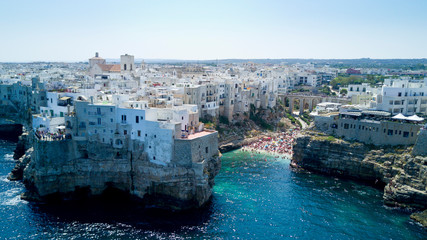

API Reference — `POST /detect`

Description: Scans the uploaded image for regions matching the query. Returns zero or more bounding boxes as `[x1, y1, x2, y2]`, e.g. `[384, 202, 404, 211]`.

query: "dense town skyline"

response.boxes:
[1, 0, 427, 62]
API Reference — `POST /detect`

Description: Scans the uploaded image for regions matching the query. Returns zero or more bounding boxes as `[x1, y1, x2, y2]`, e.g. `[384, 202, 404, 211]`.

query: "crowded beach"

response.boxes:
[241, 128, 300, 158]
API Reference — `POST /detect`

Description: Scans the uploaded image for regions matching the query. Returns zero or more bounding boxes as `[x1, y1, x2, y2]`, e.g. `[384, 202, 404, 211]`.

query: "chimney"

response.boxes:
[95, 52, 99, 58]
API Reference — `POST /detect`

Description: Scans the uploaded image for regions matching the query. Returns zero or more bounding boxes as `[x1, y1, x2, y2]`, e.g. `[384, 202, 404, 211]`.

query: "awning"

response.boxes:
[406, 115, 424, 122]
[59, 96, 71, 101]
[392, 113, 407, 120]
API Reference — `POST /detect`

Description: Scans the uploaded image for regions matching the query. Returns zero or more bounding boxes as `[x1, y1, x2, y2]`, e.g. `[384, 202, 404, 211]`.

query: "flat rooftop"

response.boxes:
[185, 130, 215, 140]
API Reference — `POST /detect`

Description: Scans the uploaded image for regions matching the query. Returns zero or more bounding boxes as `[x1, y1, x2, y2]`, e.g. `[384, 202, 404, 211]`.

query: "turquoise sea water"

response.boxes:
[0, 141, 425, 239]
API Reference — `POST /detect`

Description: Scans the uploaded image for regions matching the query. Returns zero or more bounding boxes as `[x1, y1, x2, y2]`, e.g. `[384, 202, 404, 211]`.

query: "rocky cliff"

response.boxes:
[17, 135, 221, 210]
[292, 131, 427, 224]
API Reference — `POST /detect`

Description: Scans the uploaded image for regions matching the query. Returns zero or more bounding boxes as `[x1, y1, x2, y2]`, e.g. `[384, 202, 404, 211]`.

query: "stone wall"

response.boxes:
[174, 131, 218, 165]
[412, 129, 427, 156]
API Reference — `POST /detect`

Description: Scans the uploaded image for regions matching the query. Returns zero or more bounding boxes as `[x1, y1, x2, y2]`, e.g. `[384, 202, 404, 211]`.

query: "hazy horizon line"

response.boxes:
[1, 57, 427, 64]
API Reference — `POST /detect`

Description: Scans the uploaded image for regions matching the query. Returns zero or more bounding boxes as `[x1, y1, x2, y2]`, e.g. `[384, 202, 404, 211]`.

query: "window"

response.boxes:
[110, 108, 113, 112]
[398, 92, 402, 97]
[124, 130, 127, 135]
[136, 116, 139, 123]
[140, 116, 143, 120]
[411, 132, 414, 137]
[154, 135, 157, 138]
[388, 129, 393, 136]
[97, 118, 101, 125]
[344, 123, 349, 129]
[97, 107, 101, 114]
[153, 156, 156, 160]
[403, 132, 409, 138]
[138, 130, 141, 137]
[389, 100, 393, 105]
[383, 129, 386, 133]
[145, 134, 147, 137]
[206, 147, 209, 153]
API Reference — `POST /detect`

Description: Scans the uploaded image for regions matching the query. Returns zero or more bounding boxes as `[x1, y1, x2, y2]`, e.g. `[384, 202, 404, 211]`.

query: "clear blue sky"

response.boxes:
[1, 0, 426, 62]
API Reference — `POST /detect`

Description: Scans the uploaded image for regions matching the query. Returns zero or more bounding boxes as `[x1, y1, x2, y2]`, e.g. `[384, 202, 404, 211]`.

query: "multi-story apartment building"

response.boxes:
[376, 78, 427, 116]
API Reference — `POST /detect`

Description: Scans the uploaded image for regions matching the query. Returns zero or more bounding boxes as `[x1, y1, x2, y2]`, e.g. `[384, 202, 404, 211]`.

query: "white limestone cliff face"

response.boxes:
[292, 132, 427, 210]
[21, 136, 221, 210]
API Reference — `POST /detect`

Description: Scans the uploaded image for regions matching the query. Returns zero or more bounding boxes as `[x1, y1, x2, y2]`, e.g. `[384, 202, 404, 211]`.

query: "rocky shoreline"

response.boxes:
[292, 131, 427, 227]
[219, 135, 266, 153]
[5, 122, 427, 225]
[8, 131, 221, 211]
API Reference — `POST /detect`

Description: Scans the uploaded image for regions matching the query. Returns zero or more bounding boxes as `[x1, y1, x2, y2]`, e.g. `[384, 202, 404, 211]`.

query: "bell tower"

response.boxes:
[120, 54, 134, 73]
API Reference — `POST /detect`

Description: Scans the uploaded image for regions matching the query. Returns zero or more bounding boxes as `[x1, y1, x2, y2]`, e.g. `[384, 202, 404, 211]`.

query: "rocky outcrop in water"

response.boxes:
[18, 134, 221, 210]
[13, 132, 31, 160]
[7, 132, 32, 181]
[411, 210, 427, 227]
[292, 131, 427, 212]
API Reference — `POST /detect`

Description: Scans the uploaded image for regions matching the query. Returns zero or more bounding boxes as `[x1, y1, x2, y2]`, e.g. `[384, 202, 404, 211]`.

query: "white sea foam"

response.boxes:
[3, 153, 14, 161]
[0, 175, 10, 182]
[2, 195, 25, 206]
[0, 188, 26, 206]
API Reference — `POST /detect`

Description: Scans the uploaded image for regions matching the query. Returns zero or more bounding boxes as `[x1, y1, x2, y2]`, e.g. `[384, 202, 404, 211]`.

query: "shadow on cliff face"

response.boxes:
[0, 124, 23, 142]
[25, 192, 216, 234]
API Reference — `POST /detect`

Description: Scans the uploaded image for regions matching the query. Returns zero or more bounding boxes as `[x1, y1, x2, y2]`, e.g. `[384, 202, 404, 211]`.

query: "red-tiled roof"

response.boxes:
[97, 64, 121, 72]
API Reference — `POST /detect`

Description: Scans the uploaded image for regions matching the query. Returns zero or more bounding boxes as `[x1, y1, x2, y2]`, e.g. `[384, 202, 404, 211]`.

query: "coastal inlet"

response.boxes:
[0, 143, 426, 239]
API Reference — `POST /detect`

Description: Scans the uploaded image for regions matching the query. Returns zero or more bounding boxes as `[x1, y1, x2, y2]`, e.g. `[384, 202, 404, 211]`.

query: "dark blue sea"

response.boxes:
[0, 140, 425, 239]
